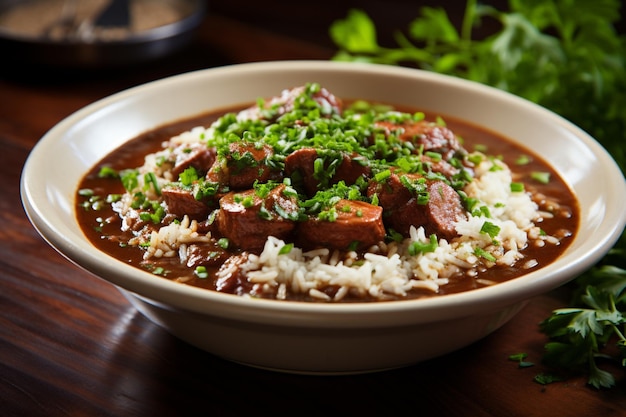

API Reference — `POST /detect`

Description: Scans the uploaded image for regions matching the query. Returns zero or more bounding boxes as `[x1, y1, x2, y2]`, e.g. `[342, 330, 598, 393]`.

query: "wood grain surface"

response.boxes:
[1, 2, 625, 416]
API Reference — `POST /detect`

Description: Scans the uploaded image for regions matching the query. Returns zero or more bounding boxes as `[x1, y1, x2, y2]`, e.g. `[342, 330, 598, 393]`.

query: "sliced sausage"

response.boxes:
[216, 184, 299, 251]
[284, 148, 319, 195]
[334, 153, 371, 186]
[386, 180, 465, 239]
[161, 185, 214, 220]
[376, 120, 462, 160]
[296, 200, 385, 251]
[185, 243, 230, 268]
[215, 253, 251, 294]
[170, 143, 216, 179]
[420, 154, 460, 178]
[285, 148, 370, 196]
[366, 172, 415, 211]
[207, 141, 275, 190]
[237, 85, 343, 122]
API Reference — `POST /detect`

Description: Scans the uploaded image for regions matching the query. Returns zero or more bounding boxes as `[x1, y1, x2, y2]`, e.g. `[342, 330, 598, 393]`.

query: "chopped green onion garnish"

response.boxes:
[510, 182, 525, 192]
[531, 171, 551, 184]
[179, 166, 199, 186]
[480, 221, 500, 238]
[278, 243, 294, 255]
[408, 234, 438, 255]
[474, 247, 496, 262]
[474, 144, 488, 153]
[195, 266, 209, 279]
[98, 166, 119, 178]
[152, 267, 167, 276]
[78, 188, 94, 197]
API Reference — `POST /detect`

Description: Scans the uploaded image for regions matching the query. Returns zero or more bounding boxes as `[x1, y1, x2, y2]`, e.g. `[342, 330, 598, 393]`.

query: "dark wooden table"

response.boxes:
[2, 4, 625, 416]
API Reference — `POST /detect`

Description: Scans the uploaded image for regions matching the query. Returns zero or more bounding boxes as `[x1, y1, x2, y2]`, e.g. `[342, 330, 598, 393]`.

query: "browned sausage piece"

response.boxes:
[185, 243, 230, 268]
[207, 141, 275, 190]
[215, 253, 251, 293]
[386, 180, 465, 240]
[161, 185, 213, 220]
[237, 85, 343, 121]
[420, 154, 460, 178]
[216, 184, 298, 252]
[334, 153, 371, 186]
[366, 172, 415, 211]
[296, 200, 385, 251]
[284, 148, 319, 195]
[170, 143, 216, 179]
[375, 120, 462, 160]
[285, 148, 370, 196]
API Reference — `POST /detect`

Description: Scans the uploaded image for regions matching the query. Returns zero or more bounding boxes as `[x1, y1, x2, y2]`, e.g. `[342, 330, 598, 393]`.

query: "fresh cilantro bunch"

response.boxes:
[330, 0, 626, 389]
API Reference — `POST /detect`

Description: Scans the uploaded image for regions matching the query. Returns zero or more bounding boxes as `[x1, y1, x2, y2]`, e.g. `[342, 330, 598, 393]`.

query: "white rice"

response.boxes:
[143, 216, 210, 260]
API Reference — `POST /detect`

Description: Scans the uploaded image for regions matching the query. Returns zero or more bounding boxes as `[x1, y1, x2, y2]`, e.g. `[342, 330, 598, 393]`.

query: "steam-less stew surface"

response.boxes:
[76, 84, 578, 302]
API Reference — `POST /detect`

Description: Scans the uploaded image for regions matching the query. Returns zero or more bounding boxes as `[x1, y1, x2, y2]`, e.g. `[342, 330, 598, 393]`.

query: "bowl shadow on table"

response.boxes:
[109, 308, 626, 417]
[101, 307, 534, 416]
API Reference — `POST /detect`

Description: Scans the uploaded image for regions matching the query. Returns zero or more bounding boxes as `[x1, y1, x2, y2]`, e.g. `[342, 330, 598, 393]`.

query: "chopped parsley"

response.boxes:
[533, 373, 564, 386]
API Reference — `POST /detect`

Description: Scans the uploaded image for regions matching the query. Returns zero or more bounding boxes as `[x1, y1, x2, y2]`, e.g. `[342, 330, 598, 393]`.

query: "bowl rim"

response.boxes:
[20, 60, 626, 328]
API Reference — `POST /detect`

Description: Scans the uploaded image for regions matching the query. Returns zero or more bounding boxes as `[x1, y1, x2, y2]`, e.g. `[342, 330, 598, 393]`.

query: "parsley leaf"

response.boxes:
[539, 269, 626, 388]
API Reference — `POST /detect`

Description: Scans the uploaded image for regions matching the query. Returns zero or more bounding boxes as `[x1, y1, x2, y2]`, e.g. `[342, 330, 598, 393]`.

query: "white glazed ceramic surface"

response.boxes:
[21, 61, 626, 374]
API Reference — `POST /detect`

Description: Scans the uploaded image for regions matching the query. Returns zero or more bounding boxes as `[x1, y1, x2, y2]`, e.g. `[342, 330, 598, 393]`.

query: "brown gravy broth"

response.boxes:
[76, 101, 579, 301]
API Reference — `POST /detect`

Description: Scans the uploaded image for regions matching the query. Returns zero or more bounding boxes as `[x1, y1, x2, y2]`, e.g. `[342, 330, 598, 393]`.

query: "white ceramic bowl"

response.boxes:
[21, 61, 626, 374]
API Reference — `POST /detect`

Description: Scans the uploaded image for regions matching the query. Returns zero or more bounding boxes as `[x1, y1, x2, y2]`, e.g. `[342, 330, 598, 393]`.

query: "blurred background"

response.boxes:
[0, 0, 519, 76]
[0, 0, 622, 86]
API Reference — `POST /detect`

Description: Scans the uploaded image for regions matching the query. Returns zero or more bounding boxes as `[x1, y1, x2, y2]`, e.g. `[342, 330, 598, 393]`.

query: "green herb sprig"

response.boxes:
[539, 263, 626, 389]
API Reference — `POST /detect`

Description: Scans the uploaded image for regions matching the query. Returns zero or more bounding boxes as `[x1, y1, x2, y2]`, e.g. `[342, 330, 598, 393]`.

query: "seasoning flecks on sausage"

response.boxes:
[285, 148, 370, 197]
[387, 180, 465, 240]
[296, 200, 385, 251]
[161, 185, 213, 220]
[237, 86, 343, 122]
[376, 120, 462, 160]
[207, 142, 275, 190]
[216, 184, 298, 251]
[170, 143, 216, 180]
